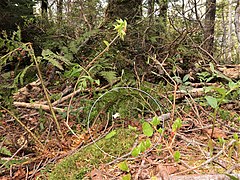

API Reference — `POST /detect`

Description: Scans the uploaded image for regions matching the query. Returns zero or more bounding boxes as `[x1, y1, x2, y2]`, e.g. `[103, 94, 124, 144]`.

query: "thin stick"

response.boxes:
[172, 139, 236, 176]
[0, 141, 27, 170]
[1, 106, 45, 151]
[152, 54, 177, 123]
[13, 102, 65, 112]
[28, 43, 64, 140]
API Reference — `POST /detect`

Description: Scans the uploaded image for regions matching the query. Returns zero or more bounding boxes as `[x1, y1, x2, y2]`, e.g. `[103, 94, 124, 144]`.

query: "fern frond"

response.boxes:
[99, 71, 117, 85]
[42, 49, 72, 70]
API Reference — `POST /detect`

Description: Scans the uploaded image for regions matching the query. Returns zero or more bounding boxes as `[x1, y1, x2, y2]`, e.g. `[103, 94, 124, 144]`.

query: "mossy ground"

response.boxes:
[46, 127, 138, 180]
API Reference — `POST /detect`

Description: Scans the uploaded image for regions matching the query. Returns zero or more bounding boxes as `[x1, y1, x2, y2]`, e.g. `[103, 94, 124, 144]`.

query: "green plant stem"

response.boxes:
[27, 43, 64, 140]
[210, 89, 234, 139]
[85, 35, 119, 71]
[210, 107, 218, 139]
[1, 106, 46, 151]
[65, 34, 120, 137]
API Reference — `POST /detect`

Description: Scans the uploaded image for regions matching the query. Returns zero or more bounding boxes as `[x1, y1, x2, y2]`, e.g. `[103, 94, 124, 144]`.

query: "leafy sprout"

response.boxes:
[113, 19, 127, 40]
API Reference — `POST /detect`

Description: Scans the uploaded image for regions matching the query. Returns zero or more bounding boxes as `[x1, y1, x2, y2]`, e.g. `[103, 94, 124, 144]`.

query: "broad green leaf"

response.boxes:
[172, 118, 182, 132]
[233, 133, 238, 140]
[128, 125, 137, 131]
[173, 151, 181, 162]
[157, 128, 164, 135]
[139, 142, 146, 152]
[225, 174, 239, 180]
[41, 49, 52, 56]
[122, 174, 131, 180]
[151, 116, 160, 126]
[172, 76, 182, 84]
[206, 76, 214, 82]
[144, 139, 151, 149]
[228, 81, 240, 91]
[103, 40, 109, 47]
[95, 79, 100, 86]
[205, 96, 218, 109]
[118, 161, 129, 172]
[0, 147, 12, 156]
[214, 87, 227, 96]
[105, 130, 117, 139]
[209, 62, 215, 72]
[183, 74, 190, 82]
[81, 80, 87, 89]
[131, 147, 140, 157]
[218, 137, 225, 146]
[204, 86, 214, 93]
[142, 122, 153, 137]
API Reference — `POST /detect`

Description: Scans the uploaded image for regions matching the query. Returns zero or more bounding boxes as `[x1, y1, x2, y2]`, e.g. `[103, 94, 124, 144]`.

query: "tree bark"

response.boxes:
[148, 0, 154, 24]
[57, 0, 63, 22]
[105, 0, 142, 24]
[203, 0, 216, 56]
[234, 0, 240, 54]
[41, 0, 48, 17]
[227, 0, 233, 61]
[157, 0, 168, 34]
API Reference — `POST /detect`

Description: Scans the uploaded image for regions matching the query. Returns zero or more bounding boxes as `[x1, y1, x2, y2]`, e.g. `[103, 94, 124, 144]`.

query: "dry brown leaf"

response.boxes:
[155, 165, 169, 180]
[12, 167, 25, 180]
[0, 177, 10, 180]
[91, 169, 104, 180]
[204, 128, 227, 139]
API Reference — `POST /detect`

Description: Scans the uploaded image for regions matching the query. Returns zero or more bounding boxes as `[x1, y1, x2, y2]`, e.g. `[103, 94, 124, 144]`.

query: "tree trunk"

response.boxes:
[57, 0, 63, 22]
[157, 0, 168, 34]
[105, 0, 142, 24]
[227, 0, 233, 61]
[41, 0, 48, 17]
[203, 0, 216, 56]
[148, 0, 154, 24]
[221, 3, 227, 61]
[234, 0, 240, 62]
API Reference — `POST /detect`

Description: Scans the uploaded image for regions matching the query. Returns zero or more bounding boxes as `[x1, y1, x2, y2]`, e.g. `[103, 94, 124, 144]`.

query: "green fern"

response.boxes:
[99, 71, 117, 85]
[41, 49, 72, 70]
[89, 58, 115, 75]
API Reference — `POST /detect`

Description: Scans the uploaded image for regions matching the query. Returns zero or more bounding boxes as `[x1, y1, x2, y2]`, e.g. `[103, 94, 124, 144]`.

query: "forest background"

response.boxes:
[0, 0, 239, 179]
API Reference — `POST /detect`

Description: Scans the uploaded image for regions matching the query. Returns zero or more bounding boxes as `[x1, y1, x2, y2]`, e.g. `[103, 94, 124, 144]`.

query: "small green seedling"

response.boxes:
[114, 19, 127, 40]
[131, 139, 152, 157]
[105, 130, 117, 139]
[122, 174, 131, 180]
[172, 118, 182, 132]
[118, 161, 129, 172]
[142, 122, 153, 137]
[205, 81, 240, 139]
[173, 151, 181, 162]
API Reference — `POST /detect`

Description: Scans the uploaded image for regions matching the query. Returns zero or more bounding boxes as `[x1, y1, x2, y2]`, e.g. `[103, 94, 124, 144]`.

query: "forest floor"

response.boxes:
[0, 74, 240, 180]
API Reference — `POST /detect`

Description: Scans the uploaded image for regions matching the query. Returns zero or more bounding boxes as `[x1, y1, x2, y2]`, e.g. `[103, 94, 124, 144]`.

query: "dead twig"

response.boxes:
[1, 106, 46, 151]
[172, 139, 236, 175]
[0, 140, 27, 170]
[13, 102, 65, 113]
[152, 54, 177, 123]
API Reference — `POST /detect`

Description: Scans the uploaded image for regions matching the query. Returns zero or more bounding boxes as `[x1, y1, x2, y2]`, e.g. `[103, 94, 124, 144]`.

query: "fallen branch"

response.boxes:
[13, 102, 65, 113]
[52, 80, 119, 106]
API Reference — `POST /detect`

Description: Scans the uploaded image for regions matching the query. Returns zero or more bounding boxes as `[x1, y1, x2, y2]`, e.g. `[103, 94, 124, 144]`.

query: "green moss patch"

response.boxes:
[48, 127, 138, 179]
